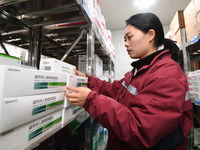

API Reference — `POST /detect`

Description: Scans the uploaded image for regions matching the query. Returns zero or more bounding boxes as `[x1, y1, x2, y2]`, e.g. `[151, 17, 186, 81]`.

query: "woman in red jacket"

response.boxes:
[66, 13, 193, 150]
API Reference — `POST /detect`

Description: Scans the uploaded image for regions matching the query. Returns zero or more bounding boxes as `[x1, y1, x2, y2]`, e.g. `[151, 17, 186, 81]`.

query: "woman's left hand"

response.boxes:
[65, 86, 91, 106]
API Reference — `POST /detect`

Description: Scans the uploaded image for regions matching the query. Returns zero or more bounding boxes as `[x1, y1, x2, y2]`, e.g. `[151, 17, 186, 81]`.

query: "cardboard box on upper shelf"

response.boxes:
[193, 0, 200, 14]
[171, 29, 182, 47]
[170, 10, 185, 35]
[184, 0, 196, 26]
[196, 11, 200, 33]
[185, 17, 198, 42]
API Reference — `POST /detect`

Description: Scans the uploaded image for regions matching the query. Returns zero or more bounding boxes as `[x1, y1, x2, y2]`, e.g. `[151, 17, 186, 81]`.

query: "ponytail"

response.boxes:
[163, 38, 179, 61]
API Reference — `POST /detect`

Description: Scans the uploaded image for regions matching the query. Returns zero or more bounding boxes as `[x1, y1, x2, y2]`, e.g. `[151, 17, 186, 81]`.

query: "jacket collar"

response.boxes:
[131, 49, 166, 72]
[124, 49, 171, 85]
[133, 49, 170, 74]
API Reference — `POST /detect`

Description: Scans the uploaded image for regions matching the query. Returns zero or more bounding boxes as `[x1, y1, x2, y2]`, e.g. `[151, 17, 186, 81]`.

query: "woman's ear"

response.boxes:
[148, 29, 155, 42]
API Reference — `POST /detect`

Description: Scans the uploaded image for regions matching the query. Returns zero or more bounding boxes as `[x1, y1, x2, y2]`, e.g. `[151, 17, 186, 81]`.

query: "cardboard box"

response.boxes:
[40, 58, 76, 75]
[94, 54, 103, 76]
[78, 55, 87, 74]
[78, 54, 103, 76]
[194, 0, 200, 14]
[93, 0, 101, 14]
[189, 91, 200, 99]
[184, 1, 196, 26]
[0, 65, 68, 98]
[62, 106, 84, 127]
[185, 17, 198, 42]
[0, 92, 64, 134]
[189, 85, 200, 93]
[196, 11, 200, 32]
[0, 53, 21, 67]
[64, 75, 88, 108]
[190, 61, 200, 71]
[0, 110, 62, 150]
[170, 10, 185, 35]
[171, 29, 182, 47]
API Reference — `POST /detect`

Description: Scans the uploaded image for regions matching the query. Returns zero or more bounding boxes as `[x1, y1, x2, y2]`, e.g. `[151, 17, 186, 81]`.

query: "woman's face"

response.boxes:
[124, 25, 155, 59]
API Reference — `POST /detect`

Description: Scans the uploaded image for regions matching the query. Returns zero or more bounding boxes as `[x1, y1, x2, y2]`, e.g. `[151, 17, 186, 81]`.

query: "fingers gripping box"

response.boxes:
[0, 110, 62, 150]
[0, 65, 68, 98]
[0, 92, 65, 134]
[64, 75, 88, 108]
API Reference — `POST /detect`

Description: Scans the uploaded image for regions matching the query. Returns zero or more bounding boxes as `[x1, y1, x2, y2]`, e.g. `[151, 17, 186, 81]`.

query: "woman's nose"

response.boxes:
[124, 41, 129, 47]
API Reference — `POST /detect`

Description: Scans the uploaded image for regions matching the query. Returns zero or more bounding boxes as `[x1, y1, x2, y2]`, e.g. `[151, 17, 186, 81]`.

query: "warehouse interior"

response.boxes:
[0, 0, 200, 150]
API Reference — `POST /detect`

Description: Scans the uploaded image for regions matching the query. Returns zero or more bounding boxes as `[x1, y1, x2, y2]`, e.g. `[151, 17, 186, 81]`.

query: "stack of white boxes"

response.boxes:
[92, 0, 115, 62]
[188, 70, 200, 105]
[0, 65, 67, 150]
[0, 57, 88, 150]
[39, 58, 88, 128]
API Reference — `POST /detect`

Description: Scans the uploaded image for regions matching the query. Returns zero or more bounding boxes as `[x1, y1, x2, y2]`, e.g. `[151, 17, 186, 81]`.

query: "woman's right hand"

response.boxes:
[74, 68, 86, 77]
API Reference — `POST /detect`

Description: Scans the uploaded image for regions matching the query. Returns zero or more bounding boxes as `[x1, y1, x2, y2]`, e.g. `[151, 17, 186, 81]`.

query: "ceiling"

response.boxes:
[99, 0, 191, 30]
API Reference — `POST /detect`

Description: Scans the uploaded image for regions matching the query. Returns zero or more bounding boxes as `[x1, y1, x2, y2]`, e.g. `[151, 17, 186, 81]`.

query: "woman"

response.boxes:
[65, 13, 193, 150]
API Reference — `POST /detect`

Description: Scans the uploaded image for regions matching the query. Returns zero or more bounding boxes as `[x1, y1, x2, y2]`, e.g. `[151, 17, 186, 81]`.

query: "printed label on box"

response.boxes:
[28, 115, 62, 141]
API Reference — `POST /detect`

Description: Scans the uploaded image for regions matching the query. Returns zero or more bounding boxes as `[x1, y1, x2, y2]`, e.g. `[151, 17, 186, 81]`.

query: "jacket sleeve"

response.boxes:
[83, 74, 193, 149]
[86, 74, 122, 99]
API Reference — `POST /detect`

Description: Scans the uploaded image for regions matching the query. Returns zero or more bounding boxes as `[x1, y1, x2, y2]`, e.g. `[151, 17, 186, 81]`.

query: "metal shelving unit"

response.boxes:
[179, 28, 200, 149]
[0, 0, 114, 150]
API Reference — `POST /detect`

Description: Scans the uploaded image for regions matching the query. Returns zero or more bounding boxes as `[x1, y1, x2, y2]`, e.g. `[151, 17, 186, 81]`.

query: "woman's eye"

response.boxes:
[128, 36, 132, 40]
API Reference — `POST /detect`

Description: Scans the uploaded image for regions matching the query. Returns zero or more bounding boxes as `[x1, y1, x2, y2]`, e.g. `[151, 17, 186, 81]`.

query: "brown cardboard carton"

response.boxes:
[176, 29, 182, 47]
[185, 17, 198, 42]
[193, 0, 200, 14]
[196, 11, 200, 33]
[171, 29, 182, 47]
[190, 61, 200, 71]
[184, 1, 196, 26]
[170, 11, 185, 35]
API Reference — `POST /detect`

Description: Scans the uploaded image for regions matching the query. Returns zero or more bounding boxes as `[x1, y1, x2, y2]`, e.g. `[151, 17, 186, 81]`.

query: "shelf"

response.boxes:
[0, 0, 112, 63]
[0, 1, 114, 149]
[177, 32, 200, 63]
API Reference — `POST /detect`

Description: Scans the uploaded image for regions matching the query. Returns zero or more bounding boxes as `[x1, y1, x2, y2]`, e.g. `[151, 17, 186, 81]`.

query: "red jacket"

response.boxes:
[83, 50, 193, 150]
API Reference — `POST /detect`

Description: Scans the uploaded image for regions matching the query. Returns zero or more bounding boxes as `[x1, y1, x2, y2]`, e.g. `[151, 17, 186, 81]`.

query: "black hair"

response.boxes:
[126, 12, 179, 61]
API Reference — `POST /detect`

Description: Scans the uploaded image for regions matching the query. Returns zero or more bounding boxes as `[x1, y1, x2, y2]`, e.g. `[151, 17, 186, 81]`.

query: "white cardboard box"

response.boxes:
[0, 53, 21, 67]
[0, 65, 68, 98]
[189, 85, 200, 93]
[40, 58, 76, 75]
[0, 92, 65, 134]
[189, 91, 200, 99]
[0, 110, 62, 150]
[62, 106, 84, 127]
[78, 54, 103, 76]
[78, 55, 87, 74]
[64, 75, 88, 108]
